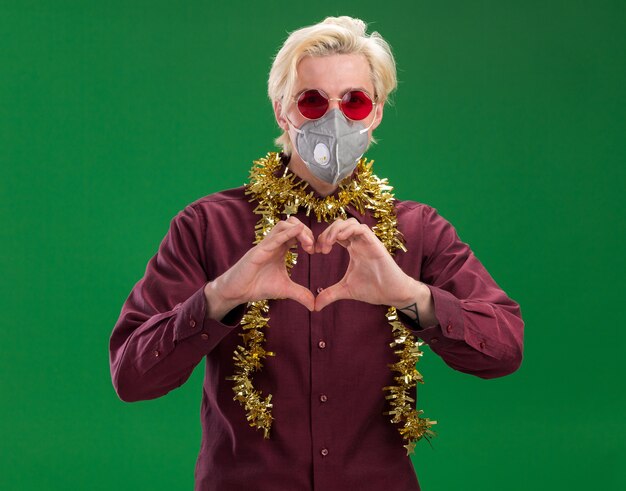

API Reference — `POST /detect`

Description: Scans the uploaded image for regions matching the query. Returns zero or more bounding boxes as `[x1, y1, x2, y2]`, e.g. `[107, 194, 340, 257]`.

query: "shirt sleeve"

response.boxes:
[402, 205, 525, 379]
[109, 204, 245, 402]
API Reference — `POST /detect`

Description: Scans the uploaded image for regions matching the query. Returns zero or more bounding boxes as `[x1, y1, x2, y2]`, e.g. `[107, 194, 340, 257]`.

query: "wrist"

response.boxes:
[204, 277, 241, 321]
[391, 276, 425, 309]
[392, 278, 436, 328]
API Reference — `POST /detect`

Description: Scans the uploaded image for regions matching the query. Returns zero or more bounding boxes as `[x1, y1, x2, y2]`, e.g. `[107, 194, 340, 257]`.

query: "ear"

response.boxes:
[273, 99, 289, 132]
[371, 99, 385, 131]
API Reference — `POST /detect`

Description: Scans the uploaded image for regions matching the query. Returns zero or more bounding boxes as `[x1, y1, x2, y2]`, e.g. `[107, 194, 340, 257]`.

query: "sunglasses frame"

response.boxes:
[293, 88, 377, 122]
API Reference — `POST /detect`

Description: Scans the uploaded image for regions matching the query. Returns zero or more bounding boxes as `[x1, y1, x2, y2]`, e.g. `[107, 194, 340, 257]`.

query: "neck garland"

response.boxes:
[227, 152, 436, 455]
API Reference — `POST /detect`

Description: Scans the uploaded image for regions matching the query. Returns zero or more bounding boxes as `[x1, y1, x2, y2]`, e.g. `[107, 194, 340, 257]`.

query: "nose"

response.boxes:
[327, 97, 342, 111]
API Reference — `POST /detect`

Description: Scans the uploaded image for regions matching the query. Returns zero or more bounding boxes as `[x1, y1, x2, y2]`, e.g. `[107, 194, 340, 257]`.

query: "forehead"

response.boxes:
[295, 53, 374, 95]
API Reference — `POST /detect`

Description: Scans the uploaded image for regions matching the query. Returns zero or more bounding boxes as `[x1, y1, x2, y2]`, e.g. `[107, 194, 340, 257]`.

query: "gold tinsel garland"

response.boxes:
[226, 152, 436, 454]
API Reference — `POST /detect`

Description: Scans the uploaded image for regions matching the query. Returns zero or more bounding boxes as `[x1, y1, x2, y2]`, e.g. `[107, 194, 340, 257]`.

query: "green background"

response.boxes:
[1, 1, 624, 489]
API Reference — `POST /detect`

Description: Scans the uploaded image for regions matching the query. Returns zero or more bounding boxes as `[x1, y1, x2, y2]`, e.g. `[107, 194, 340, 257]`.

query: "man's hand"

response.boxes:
[205, 216, 436, 326]
[313, 218, 434, 323]
[205, 216, 316, 320]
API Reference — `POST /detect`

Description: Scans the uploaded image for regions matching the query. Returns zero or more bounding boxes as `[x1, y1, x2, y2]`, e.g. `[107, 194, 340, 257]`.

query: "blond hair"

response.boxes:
[268, 16, 397, 154]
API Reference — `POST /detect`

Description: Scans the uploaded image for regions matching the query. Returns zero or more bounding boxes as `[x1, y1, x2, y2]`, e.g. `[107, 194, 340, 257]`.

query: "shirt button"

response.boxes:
[317, 287, 324, 293]
[479, 341, 485, 349]
[446, 323, 452, 333]
[318, 340, 326, 349]
[430, 337, 439, 344]
[190, 319, 197, 328]
[320, 394, 328, 403]
[320, 448, 329, 457]
[153, 350, 160, 357]
[201, 333, 209, 340]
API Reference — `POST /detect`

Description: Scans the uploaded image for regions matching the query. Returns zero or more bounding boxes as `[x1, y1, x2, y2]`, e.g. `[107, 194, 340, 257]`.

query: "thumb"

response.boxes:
[282, 282, 316, 311]
[314, 283, 349, 311]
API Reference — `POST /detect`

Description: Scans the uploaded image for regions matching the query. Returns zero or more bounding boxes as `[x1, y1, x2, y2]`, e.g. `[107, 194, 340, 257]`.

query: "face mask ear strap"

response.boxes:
[359, 104, 379, 135]
[285, 113, 304, 134]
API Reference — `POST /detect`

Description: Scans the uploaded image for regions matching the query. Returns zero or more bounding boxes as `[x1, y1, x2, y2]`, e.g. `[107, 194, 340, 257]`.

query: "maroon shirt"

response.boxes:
[109, 161, 524, 491]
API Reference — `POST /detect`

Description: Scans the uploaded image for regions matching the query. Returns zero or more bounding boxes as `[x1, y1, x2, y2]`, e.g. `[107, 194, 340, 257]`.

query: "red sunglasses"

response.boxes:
[294, 88, 376, 121]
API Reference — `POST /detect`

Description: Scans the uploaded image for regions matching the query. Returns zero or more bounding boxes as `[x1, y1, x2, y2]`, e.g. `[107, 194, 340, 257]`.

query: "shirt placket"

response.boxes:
[308, 215, 334, 489]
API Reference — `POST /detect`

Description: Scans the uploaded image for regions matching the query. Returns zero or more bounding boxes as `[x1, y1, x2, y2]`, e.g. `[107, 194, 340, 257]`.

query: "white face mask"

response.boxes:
[288, 108, 377, 185]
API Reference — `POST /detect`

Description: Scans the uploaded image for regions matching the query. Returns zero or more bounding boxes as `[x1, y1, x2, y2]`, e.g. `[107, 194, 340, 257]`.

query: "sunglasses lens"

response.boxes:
[341, 90, 373, 120]
[297, 90, 328, 119]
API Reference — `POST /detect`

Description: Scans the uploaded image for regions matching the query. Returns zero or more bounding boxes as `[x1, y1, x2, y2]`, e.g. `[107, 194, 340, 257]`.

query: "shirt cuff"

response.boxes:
[400, 284, 465, 346]
[173, 283, 244, 346]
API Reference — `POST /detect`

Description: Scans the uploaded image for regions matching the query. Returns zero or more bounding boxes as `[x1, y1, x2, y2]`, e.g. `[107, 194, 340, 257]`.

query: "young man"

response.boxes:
[110, 16, 524, 491]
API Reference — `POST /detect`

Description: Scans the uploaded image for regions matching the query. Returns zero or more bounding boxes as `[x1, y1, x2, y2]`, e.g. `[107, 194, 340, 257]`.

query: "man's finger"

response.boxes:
[314, 282, 349, 311]
[318, 221, 366, 253]
[335, 222, 369, 242]
[283, 282, 316, 311]
[296, 224, 315, 254]
[266, 219, 315, 253]
[315, 218, 344, 253]
[263, 222, 305, 252]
